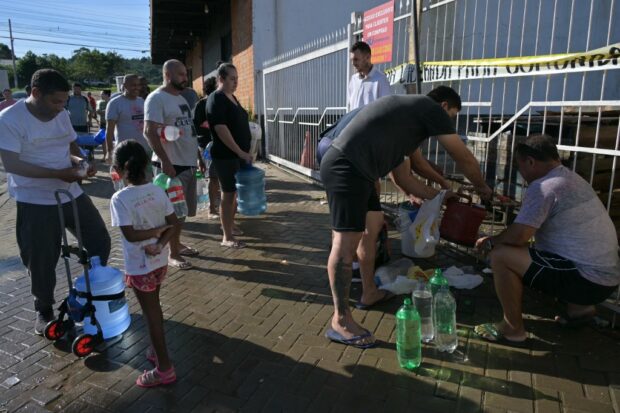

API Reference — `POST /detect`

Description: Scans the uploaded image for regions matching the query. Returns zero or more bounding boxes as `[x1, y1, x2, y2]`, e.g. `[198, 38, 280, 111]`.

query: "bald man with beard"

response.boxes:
[144, 60, 206, 270]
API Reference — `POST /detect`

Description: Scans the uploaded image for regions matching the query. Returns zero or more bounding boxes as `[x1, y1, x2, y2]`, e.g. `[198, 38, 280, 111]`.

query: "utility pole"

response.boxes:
[8, 19, 18, 89]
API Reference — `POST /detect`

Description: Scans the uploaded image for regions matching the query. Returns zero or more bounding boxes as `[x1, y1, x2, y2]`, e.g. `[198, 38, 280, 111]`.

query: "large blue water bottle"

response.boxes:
[235, 164, 267, 216]
[74, 257, 131, 339]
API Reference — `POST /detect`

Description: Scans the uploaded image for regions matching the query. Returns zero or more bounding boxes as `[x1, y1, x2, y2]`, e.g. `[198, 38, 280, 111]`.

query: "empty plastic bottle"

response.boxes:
[196, 170, 209, 211]
[433, 285, 458, 353]
[412, 281, 434, 343]
[396, 297, 422, 370]
[154, 173, 188, 218]
[235, 164, 267, 216]
[429, 268, 449, 295]
[152, 172, 168, 190]
[202, 142, 212, 170]
[166, 176, 188, 218]
[110, 166, 124, 192]
[158, 125, 182, 142]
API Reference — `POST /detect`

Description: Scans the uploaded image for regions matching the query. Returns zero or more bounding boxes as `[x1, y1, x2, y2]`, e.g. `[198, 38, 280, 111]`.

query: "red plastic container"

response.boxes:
[439, 194, 486, 246]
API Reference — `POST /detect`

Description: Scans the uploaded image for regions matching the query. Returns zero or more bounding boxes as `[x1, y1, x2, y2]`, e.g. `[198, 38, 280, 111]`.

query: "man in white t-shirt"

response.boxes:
[104, 74, 147, 164]
[0, 69, 111, 335]
[347, 41, 391, 112]
[144, 60, 206, 270]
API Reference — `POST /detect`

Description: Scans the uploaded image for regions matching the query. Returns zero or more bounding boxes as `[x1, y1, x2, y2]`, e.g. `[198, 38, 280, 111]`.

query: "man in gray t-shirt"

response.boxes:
[66, 83, 94, 133]
[104, 74, 147, 162]
[144, 59, 205, 270]
[475, 134, 619, 344]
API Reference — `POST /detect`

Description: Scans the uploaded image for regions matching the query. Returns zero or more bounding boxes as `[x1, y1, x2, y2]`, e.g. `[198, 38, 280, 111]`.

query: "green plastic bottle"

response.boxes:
[429, 268, 449, 295]
[396, 297, 422, 370]
[153, 173, 169, 190]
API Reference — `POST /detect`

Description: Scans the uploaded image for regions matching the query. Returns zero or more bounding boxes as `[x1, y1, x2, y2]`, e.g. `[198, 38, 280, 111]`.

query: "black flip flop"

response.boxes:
[355, 290, 396, 310]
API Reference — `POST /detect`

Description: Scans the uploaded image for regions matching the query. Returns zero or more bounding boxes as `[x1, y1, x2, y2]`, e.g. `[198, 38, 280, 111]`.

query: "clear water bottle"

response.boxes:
[202, 141, 212, 170]
[396, 297, 422, 370]
[412, 281, 434, 343]
[235, 164, 267, 216]
[109, 166, 124, 192]
[158, 125, 182, 142]
[165, 176, 188, 218]
[77, 160, 89, 178]
[429, 268, 449, 295]
[196, 170, 209, 211]
[433, 285, 458, 353]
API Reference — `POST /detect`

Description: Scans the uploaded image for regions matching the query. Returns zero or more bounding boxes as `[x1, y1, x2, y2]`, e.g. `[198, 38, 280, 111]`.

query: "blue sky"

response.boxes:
[0, 0, 150, 59]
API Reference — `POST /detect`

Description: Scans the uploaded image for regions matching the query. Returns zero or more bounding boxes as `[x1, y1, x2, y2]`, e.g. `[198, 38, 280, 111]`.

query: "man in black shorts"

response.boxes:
[320, 86, 492, 348]
[475, 135, 619, 344]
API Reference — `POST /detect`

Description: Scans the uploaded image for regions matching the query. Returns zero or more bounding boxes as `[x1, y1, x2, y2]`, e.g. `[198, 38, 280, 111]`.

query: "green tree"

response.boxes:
[70, 47, 107, 81]
[16, 51, 40, 86]
[0, 43, 12, 59]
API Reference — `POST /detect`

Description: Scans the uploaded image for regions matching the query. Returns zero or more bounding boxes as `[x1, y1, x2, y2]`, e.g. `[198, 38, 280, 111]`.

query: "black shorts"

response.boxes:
[319, 147, 381, 232]
[522, 248, 617, 305]
[212, 158, 241, 193]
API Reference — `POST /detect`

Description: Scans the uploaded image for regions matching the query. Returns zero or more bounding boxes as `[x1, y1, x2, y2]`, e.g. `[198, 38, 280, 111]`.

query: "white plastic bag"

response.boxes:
[406, 190, 447, 258]
[373, 257, 415, 286]
[379, 275, 418, 295]
[443, 265, 484, 289]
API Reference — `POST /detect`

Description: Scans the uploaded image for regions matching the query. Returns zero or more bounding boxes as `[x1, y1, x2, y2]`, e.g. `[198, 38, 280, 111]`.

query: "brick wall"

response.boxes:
[185, 38, 204, 96]
[231, 0, 255, 117]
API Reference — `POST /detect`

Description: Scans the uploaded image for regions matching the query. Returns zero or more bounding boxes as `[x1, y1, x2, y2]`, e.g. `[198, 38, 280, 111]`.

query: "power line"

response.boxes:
[1, 29, 148, 48]
[0, 35, 148, 53]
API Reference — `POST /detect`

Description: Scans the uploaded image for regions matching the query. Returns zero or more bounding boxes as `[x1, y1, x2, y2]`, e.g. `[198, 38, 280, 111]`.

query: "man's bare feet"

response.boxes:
[330, 314, 375, 347]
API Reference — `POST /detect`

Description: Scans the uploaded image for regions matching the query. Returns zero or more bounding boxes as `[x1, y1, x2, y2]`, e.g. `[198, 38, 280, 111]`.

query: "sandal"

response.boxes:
[136, 366, 176, 388]
[169, 258, 193, 270]
[220, 240, 246, 249]
[325, 328, 376, 349]
[179, 247, 199, 257]
[474, 323, 528, 347]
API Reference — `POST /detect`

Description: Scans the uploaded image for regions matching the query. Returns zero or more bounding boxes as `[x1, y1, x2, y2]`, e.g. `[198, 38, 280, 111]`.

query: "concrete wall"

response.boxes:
[0, 70, 8, 91]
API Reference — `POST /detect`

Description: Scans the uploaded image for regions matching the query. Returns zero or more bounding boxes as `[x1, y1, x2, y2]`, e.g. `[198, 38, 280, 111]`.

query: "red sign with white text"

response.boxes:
[363, 0, 394, 64]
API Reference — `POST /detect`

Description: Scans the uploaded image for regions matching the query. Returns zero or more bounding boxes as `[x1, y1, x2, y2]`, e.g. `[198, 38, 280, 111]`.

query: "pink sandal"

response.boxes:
[136, 366, 176, 388]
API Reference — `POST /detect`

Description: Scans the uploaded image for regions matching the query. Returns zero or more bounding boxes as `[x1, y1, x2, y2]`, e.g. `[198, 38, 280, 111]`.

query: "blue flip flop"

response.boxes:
[325, 328, 377, 349]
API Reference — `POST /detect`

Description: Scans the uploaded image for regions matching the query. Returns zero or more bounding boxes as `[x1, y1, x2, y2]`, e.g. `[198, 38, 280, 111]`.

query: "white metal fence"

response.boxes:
[261, 0, 620, 223]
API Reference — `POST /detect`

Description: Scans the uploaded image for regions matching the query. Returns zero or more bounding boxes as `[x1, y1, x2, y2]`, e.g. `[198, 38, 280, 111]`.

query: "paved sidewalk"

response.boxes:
[0, 162, 619, 413]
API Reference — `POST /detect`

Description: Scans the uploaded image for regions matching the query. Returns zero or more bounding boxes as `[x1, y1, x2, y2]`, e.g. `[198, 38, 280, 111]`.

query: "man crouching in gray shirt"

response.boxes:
[474, 134, 619, 344]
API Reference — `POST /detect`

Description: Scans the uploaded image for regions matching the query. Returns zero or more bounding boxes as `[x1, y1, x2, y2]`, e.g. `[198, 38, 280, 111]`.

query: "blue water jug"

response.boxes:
[74, 256, 131, 339]
[93, 128, 106, 145]
[235, 164, 267, 216]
